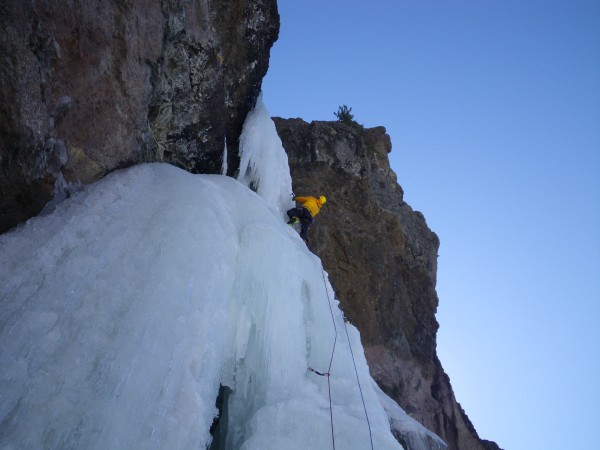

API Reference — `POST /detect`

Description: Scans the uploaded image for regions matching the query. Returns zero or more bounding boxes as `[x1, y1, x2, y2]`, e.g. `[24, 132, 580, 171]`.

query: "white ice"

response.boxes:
[237, 94, 294, 215]
[0, 98, 445, 449]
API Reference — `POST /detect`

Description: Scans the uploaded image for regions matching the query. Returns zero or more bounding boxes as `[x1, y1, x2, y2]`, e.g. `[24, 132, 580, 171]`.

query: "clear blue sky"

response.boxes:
[262, 1, 600, 449]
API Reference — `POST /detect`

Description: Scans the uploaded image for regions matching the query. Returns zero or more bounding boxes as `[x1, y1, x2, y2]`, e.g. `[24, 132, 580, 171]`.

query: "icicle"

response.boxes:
[221, 136, 228, 175]
[236, 93, 294, 216]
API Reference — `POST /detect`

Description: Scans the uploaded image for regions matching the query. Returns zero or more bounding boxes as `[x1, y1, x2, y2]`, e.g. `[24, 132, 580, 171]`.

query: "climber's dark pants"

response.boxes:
[287, 206, 313, 241]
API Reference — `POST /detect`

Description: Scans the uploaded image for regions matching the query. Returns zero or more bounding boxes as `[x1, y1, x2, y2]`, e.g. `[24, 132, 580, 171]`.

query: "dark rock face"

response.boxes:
[0, 0, 279, 233]
[274, 117, 501, 450]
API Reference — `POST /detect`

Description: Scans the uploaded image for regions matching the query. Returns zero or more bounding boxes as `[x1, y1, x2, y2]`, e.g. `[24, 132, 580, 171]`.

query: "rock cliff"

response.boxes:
[0, 0, 279, 233]
[274, 117, 502, 450]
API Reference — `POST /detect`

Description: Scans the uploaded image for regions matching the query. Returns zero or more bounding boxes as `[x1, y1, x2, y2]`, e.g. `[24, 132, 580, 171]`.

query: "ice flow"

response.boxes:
[0, 98, 445, 449]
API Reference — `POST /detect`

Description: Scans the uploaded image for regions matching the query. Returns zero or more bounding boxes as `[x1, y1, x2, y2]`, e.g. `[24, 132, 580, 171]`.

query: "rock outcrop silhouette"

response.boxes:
[275, 117, 502, 450]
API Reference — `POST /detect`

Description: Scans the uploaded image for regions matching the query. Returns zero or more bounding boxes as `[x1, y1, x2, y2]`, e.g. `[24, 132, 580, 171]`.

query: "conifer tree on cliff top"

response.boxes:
[334, 105, 362, 129]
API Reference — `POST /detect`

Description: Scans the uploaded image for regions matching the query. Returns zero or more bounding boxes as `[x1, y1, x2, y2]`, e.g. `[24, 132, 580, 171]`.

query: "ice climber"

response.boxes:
[287, 195, 327, 243]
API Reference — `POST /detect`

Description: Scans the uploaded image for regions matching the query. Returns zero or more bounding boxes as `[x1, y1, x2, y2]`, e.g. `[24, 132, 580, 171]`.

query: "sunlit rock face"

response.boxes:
[275, 117, 502, 450]
[0, 0, 279, 233]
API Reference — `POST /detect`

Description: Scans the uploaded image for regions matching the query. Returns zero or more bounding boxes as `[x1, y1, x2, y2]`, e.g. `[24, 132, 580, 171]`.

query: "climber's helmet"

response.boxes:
[319, 196, 327, 204]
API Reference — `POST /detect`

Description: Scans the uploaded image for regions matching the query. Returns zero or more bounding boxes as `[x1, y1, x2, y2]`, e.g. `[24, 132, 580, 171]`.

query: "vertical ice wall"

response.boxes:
[227, 95, 404, 448]
[230, 97, 448, 450]
[237, 94, 295, 216]
[217, 218, 404, 449]
[0, 166, 242, 449]
[0, 94, 446, 449]
[0, 164, 403, 449]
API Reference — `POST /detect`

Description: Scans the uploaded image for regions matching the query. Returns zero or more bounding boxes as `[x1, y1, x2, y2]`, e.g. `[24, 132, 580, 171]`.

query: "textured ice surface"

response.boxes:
[237, 94, 294, 215]
[0, 99, 444, 449]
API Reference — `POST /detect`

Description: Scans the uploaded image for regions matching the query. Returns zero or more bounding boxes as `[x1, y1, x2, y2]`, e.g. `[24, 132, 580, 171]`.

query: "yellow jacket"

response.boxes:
[295, 196, 326, 218]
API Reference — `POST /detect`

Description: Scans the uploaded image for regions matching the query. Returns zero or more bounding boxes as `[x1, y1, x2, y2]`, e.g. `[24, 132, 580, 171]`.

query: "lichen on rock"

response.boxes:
[0, 0, 279, 233]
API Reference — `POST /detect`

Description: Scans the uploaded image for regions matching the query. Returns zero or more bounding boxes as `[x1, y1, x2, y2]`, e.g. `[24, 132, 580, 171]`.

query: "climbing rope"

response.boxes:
[309, 267, 374, 450]
[343, 317, 374, 450]
[319, 267, 338, 450]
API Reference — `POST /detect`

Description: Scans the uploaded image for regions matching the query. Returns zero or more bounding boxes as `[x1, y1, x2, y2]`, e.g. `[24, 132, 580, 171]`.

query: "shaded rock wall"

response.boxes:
[0, 0, 279, 233]
[274, 117, 501, 450]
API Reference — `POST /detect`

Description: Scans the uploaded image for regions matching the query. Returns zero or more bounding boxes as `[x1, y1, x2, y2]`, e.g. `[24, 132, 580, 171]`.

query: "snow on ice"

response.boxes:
[0, 97, 445, 449]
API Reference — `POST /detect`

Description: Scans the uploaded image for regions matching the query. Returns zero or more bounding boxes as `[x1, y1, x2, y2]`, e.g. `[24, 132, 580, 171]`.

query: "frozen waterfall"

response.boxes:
[0, 98, 445, 449]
